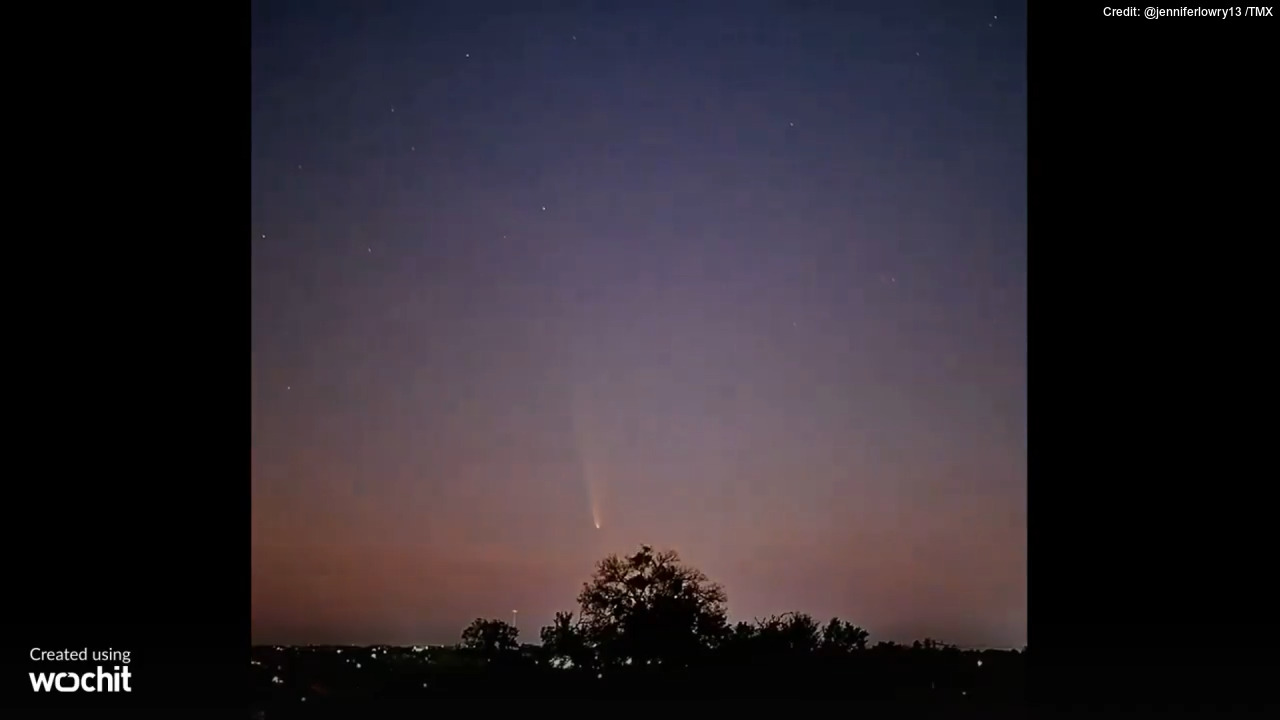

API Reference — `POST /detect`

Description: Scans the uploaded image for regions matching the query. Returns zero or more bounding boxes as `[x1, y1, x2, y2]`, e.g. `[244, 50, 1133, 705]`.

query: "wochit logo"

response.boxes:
[29, 648, 133, 693]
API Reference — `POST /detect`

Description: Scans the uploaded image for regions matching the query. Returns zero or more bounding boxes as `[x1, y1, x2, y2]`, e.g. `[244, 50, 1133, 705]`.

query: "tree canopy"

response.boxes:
[459, 618, 519, 659]
[513, 544, 1016, 699]
[575, 545, 728, 668]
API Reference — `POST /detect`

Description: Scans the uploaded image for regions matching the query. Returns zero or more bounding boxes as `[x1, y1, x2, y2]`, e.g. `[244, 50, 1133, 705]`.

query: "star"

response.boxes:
[465, 53, 470, 58]
[390, 106, 395, 112]
[286, 386, 291, 391]
[261, 234, 266, 239]
[541, 206, 546, 211]
[411, 146, 416, 152]
[789, 122, 794, 127]
[367, 247, 372, 253]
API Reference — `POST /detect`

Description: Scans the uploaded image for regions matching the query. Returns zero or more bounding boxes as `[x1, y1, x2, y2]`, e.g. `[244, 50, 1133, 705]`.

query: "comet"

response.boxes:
[574, 379, 608, 533]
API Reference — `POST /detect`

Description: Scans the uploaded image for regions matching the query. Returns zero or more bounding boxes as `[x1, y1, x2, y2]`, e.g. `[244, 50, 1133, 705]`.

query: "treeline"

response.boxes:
[251, 545, 1022, 704]
[449, 545, 1023, 701]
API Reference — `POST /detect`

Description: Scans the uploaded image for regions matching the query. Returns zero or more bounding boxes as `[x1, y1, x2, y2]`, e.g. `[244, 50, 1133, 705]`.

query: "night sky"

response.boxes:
[251, 0, 1026, 649]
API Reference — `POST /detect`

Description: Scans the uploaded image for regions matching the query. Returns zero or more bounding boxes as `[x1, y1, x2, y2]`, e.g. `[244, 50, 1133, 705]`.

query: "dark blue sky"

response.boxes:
[251, 0, 1025, 648]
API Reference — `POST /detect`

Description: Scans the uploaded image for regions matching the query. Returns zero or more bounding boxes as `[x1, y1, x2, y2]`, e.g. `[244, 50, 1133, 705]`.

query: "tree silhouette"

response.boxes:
[752, 612, 823, 657]
[413, 547, 1026, 703]
[575, 544, 728, 669]
[459, 618, 519, 660]
[821, 617, 870, 654]
[538, 611, 593, 672]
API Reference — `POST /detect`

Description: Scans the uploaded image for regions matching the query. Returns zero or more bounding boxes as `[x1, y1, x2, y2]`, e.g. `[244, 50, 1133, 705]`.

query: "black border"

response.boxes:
[0, 3, 247, 713]
[1030, 3, 1278, 709]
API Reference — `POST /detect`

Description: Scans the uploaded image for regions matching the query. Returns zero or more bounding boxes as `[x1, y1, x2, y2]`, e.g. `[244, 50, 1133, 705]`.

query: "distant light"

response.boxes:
[336, 649, 342, 654]
[301, 697, 306, 702]
[597, 673, 603, 679]
[272, 676, 283, 684]
[356, 663, 362, 669]
[541, 206, 546, 211]
[465, 53, 470, 58]
[977, 660, 983, 667]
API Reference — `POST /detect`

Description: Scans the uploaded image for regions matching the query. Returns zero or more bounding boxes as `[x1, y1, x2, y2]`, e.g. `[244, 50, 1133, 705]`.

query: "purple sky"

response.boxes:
[252, 0, 1025, 648]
